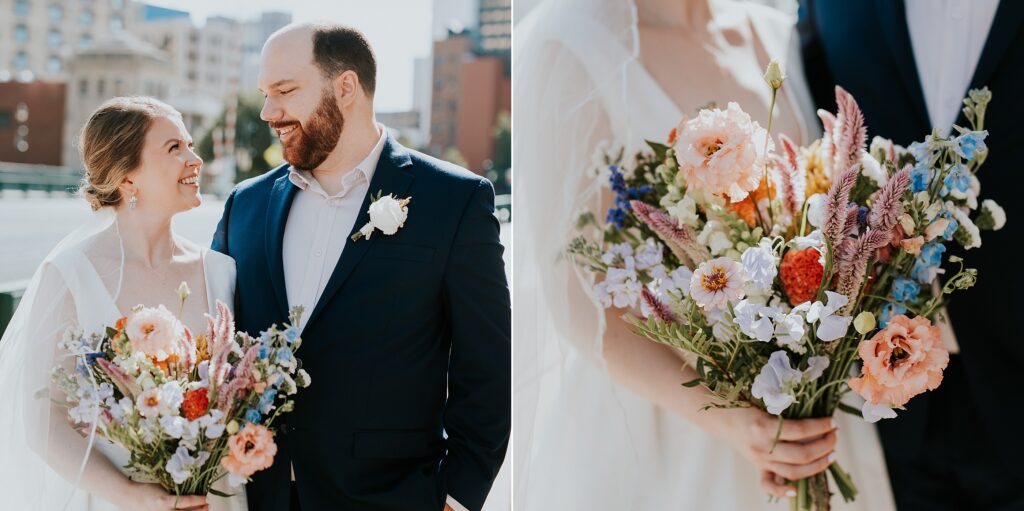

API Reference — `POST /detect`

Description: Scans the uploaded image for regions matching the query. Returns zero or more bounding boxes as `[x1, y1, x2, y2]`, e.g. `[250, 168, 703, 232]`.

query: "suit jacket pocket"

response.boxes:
[368, 242, 435, 263]
[352, 429, 444, 459]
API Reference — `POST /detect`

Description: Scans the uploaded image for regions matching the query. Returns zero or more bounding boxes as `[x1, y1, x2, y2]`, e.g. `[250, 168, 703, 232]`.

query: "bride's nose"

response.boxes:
[186, 152, 203, 169]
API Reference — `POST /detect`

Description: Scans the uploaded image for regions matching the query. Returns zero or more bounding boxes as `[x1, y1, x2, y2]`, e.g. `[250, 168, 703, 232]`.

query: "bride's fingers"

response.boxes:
[763, 451, 834, 481]
[760, 470, 796, 499]
[763, 430, 837, 465]
[776, 417, 836, 442]
[171, 495, 208, 509]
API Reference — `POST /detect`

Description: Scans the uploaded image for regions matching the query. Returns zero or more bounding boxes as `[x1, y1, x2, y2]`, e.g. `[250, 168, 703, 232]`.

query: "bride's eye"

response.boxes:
[169, 143, 179, 153]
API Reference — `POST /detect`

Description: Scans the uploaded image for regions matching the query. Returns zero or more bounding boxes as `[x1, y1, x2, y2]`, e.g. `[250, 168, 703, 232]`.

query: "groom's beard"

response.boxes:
[275, 87, 345, 171]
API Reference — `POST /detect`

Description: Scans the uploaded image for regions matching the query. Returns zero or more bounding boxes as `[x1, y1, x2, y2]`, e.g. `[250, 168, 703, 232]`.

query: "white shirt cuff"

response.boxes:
[446, 495, 470, 511]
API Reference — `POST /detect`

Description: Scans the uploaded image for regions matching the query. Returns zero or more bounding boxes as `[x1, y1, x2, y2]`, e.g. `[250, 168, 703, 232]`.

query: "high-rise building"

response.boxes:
[0, 0, 142, 82]
[432, 0, 477, 42]
[477, 0, 511, 57]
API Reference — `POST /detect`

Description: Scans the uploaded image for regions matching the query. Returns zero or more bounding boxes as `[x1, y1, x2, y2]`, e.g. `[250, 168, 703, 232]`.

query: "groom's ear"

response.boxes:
[334, 70, 361, 108]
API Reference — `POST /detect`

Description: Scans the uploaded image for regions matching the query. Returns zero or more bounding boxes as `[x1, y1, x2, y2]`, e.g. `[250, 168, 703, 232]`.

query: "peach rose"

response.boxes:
[221, 423, 277, 480]
[848, 314, 949, 407]
[125, 305, 187, 362]
[674, 102, 770, 202]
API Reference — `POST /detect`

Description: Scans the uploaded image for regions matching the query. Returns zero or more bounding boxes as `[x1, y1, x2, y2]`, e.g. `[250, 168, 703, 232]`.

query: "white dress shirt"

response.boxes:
[280, 124, 468, 511]
[906, 0, 999, 136]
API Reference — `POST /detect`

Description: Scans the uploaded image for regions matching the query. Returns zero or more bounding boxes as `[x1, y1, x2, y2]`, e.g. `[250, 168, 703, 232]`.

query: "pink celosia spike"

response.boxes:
[836, 227, 892, 313]
[641, 288, 681, 325]
[96, 357, 142, 399]
[822, 164, 861, 250]
[833, 86, 868, 176]
[868, 166, 911, 232]
[775, 134, 806, 220]
[215, 344, 260, 412]
[629, 201, 707, 266]
[843, 204, 860, 237]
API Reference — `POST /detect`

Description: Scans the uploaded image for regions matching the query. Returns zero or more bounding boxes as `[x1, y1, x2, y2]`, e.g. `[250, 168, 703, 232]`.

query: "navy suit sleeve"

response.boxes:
[211, 188, 236, 256]
[439, 179, 511, 511]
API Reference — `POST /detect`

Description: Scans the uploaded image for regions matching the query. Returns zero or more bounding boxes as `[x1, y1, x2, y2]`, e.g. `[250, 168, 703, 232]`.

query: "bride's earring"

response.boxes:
[128, 194, 138, 210]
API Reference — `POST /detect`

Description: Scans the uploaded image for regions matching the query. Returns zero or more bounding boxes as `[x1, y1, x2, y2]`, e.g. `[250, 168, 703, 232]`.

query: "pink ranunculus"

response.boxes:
[125, 305, 187, 362]
[848, 314, 949, 407]
[221, 423, 277, 479]
[674, 102, 770, 202]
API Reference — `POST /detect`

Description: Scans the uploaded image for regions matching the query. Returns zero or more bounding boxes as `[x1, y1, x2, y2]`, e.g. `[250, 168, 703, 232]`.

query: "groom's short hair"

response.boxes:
[311, 24, 377, 97]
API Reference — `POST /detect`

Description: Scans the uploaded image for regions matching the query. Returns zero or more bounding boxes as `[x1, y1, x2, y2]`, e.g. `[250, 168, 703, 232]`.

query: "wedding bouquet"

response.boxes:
[569, 62, 1003, 510]
[50, 283, 311, 499]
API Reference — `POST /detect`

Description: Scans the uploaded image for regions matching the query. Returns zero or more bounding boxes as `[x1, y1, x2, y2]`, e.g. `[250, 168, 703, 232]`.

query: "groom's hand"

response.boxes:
[444, 505, 455, 511]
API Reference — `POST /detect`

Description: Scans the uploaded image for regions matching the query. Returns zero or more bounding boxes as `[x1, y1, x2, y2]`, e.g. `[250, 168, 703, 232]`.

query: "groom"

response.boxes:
[212, 23, 510, 511]
[801, 1, 1024, 508]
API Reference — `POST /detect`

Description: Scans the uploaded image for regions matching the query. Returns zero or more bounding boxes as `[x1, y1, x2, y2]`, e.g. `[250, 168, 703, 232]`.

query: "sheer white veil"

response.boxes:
[513, 0, 649, 508]
[0, 206, 122, 509]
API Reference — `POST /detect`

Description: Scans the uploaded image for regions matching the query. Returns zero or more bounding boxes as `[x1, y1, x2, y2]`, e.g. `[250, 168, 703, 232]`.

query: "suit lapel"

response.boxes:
[305, 134, 415, 329]
[875, 0, 929, 130]
[961, 1, 1024, 121]
[266, 170, 299, 318]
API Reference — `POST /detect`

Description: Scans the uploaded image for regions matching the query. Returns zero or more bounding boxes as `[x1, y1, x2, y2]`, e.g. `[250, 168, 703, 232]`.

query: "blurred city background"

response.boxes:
[0, 1, 511, 506]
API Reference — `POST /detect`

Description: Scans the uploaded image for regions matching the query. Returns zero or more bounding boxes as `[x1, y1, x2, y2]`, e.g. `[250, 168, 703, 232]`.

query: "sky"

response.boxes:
[145, 0, 434, 112]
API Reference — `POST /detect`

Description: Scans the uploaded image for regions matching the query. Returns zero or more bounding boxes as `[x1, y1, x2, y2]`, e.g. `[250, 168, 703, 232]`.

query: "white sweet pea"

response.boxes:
[803, 356, 830, 381]
[806, 194, 827, 228]
[751, 351, 803, 415]
[797, 291, 853, 342]
[733, 300, 775, 342]
[860, 152, 887, 187]
[165, 446, 210, 485]
[354, 193, 411, 241]
[741, 239, 778, 293]
[862, 401, 898, 423]
[772, 311, 808, 353]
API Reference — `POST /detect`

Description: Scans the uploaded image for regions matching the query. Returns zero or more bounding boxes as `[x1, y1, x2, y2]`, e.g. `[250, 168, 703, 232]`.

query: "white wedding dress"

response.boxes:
[513, 1, 896, 509]
[0, 211, 247, 510]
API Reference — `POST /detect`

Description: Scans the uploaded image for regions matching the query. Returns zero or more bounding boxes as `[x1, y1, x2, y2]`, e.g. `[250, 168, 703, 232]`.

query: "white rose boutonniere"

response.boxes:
[352, 190, 412, 241]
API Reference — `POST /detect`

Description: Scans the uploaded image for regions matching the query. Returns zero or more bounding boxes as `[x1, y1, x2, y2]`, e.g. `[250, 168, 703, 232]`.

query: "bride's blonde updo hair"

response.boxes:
[78, 96, 182, 211]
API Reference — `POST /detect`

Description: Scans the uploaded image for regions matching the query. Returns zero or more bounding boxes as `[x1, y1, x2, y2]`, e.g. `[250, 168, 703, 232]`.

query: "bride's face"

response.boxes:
[125, 115, 203, 215]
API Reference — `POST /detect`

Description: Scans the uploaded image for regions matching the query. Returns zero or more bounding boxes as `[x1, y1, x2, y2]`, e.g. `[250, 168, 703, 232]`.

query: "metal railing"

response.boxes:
[0, 163, 83, 195]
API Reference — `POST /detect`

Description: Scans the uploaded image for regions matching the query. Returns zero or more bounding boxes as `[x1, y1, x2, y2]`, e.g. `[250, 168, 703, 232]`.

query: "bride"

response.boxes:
[0, 97, 246, 510]
[513, 0, 895, 509]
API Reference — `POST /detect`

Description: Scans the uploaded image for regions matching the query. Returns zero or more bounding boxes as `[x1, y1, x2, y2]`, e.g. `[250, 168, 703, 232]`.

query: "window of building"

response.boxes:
[97, 78, 105, 95]
[109, 15, 123, 31]
[80, 9, 93, 27]
[47, 55, 61, 74]
[14, 52, 28, 70]
[48, 4, 63, 22]
[15, 0, 29, 16]
[15, 25, 29, 44]
[79, 33, 93, 46]
[111, 0, 123, 9]
[0, 111, 11, 129]
[79, 79, 88, 96]
[48, 29, 62, 49]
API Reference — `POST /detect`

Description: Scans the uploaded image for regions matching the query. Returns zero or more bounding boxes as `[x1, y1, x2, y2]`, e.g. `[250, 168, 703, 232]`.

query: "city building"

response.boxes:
[62, 32, 172, 166]
[377, 110, 423, 149]
[477, 0, 511, 57]
[0, 0, 141, 82]
[0, 80, 66, 166]
[428, 0, 511, 174]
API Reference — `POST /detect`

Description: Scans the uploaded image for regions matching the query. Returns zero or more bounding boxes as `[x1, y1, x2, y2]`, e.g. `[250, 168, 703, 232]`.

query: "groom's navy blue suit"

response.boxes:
[212, 131, 510, 511]
[801, 1, 1024, 508]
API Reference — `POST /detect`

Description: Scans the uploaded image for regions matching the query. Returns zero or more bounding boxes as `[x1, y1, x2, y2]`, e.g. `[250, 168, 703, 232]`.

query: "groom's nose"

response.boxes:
[260, 96, 281, 122]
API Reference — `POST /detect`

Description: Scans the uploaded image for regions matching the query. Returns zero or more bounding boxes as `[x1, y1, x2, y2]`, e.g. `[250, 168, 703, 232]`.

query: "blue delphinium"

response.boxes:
[879, 302, 908, 328]
[909, 164, 933, 193]
[911, 242, 946, 283]
[258, 344, 271, 359]
[258, 388, 278, 414]
[941, 164, 971, 196]
[891, 277, 921, 302]
[244, 408, 261, 424]
[605, 164, 653, 229]
[954, 130, 988, 161]
[276, 347, 294, 363]
[284, 327, 300, 344]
